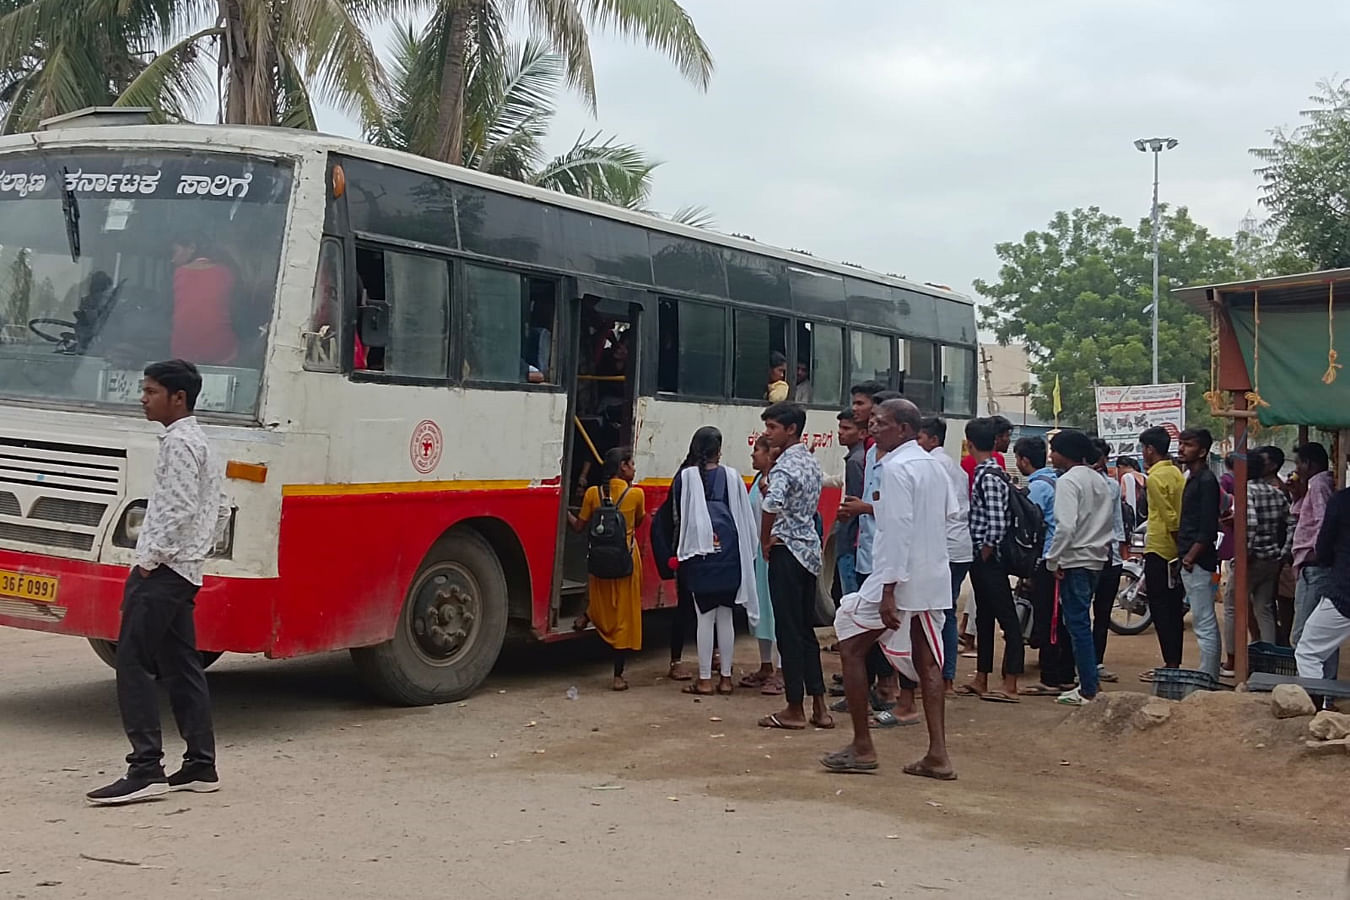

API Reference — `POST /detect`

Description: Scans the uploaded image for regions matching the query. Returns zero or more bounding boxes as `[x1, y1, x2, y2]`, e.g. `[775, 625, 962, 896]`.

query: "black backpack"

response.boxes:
[673, 467, 742, 596]
[990, 470, 1045, 579]
[649, 493, 677, 580]
[587, 483, 634, 579]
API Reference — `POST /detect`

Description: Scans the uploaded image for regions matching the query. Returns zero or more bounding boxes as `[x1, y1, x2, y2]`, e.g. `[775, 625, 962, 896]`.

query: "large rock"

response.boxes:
[1133, 698, 1173, 730]
[1271, 683, 1316, 718]
[1308, 710, 1350, 741]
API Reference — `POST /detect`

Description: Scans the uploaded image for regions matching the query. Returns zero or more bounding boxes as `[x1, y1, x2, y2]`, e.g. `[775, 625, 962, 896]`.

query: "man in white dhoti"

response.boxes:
[822, 399, 958, 779]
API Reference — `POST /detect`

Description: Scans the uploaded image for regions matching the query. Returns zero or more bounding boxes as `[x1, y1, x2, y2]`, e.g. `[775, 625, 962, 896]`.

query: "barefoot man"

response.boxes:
[822, 398, 958, 779]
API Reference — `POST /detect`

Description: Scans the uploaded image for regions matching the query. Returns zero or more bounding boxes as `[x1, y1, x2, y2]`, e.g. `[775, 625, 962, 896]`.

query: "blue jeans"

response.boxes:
[1059, 568, 1100, 698]
[836, 551, 859, 595]
[1181, 565, 1219, 678]
[1293, 566, 1340, 679]
[943, 561, 971, 682]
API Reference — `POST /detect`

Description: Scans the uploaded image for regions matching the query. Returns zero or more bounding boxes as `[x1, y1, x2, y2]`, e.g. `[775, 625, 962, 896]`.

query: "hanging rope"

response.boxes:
[1323, 281, 1341, 385]
[1245, 288, 1271, 411]
[1204, 302, 1229, 415]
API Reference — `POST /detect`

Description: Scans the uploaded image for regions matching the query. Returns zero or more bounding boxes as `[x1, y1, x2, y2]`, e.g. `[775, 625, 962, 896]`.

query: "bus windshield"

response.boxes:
[0, 149, 293, 417]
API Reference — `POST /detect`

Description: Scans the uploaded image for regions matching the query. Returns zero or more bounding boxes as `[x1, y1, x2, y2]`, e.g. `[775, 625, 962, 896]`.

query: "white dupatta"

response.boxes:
[675, 465, 760, 626]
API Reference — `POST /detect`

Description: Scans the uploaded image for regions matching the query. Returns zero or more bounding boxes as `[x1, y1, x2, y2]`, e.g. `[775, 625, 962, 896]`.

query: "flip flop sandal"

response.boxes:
[953, 684, 982, 697]
[716, 682, 735, 695]
[739, 671, 769, 688]
[810, 716, 836, 730]
[903, 761, 958, 781]
[871, 692, 897, 712]
[1017, 684, 1060, 697]
[760, 677, 785, 696]
[682, 684, 715, 696]
[612, 679, 629, 692]
[1138, 670, 1156, 683]
[820, 748, 879, 773]
[759, 713, 806, 730]
[980, 691, 1020, 704]
[872, 710, 920, 728]
[668, 663, 694, 682]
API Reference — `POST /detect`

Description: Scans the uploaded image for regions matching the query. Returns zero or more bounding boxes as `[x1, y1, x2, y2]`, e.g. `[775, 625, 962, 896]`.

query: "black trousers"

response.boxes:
[1093, 563, 1123, 664]
[668, 583, 697, 662]
[769, 546, 825, 705]
[1145, 553, 1185, 668]
[971, 554, 1025, 676]
[116, 567, 215, 778]
[1031, 564, 1074, 687]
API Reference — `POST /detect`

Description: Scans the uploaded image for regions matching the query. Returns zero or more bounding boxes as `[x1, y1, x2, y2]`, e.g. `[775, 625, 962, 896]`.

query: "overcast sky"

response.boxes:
[316, 0, 1348, 303]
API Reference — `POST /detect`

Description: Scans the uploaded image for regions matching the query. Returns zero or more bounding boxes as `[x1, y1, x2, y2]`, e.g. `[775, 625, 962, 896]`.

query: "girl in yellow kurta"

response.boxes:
[569, 447, 645, 691]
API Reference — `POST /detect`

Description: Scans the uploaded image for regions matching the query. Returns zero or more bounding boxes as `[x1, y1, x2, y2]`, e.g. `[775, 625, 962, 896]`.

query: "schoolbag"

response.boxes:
[649, 493, 677, 581]
[587, 483, 634, 579]
[989, 470, 1045, 579]
[674, 467, 742, 596]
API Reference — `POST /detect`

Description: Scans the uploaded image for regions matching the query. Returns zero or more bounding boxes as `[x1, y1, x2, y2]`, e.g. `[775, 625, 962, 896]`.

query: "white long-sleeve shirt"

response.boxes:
[863, 440, 957, 611]
[135, 416, 230, 586]
[930, 446, 973, 564]
[1044, 464, 1115, 573]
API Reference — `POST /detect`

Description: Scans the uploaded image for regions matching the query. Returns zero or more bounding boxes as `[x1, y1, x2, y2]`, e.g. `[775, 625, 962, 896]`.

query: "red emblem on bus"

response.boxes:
[410, 420, 443, 474]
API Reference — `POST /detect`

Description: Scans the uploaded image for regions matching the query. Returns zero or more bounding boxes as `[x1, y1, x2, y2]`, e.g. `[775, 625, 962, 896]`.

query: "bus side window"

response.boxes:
[732, 309, 787, 401]
[462, 264, 557, 384]
[850, 329, 894, 390]
[304, 239, 343, 372]
[905, 337, 938, 411]
[942, 345, 976, 416]
[355, 246, 450, 377]
[800, 321, 843, 407]
[657, 298, 726, 398]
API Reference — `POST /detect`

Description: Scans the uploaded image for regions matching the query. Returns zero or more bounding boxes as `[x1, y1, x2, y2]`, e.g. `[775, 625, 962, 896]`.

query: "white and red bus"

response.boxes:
[0, 111, 978, 704]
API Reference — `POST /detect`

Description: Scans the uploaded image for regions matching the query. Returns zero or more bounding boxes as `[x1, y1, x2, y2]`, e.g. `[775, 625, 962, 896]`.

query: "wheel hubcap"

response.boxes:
[409, 566, 480, 665]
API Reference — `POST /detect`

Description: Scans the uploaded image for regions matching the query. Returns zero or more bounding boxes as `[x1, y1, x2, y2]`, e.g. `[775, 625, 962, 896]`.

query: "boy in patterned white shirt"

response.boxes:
[88, 359, 230, 806]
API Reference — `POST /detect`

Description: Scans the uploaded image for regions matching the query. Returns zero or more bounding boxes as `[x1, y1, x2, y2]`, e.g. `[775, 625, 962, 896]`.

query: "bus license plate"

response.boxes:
[0, 570, 59, 604]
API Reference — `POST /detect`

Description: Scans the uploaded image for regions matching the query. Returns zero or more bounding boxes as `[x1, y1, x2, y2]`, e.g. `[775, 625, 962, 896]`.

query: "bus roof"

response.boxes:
[4, 122, 973, 309]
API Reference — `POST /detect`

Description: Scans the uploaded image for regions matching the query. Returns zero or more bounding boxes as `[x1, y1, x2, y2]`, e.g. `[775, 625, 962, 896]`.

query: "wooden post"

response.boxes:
[1337, 430, 1347, 490]
[1298, 425, 1310, 447]
[1232, 392, 1251, 686]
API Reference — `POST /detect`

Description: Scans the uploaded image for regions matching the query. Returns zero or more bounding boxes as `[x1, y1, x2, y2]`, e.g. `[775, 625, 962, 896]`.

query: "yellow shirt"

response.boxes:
[1144, 459, 1184, 559]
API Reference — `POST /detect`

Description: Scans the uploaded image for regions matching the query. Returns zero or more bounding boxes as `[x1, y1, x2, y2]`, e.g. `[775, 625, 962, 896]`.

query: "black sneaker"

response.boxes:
[168, 763, 220, 793]
[86, 775, 169, 806]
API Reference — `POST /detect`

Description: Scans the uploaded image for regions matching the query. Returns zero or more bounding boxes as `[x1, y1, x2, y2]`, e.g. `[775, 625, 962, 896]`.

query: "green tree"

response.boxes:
[975, 206, 1241, 431]
[0, 0, 185, 133]
[1252, 78, 1350, 269]
[415, 0, 713, 166]
[371, 27, 711, 219]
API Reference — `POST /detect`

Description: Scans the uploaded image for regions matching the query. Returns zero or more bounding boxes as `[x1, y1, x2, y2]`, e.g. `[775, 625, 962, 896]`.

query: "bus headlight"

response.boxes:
[112, 501, 148, 548]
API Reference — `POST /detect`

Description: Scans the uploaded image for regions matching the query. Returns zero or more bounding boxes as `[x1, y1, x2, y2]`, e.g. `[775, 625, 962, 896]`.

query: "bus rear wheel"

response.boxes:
[87, 638, 222, 670]
[351, 529, 509, 706]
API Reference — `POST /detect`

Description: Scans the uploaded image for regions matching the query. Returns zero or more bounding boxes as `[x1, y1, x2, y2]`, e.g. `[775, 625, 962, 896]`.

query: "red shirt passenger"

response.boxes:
[170, 240, 237, 366]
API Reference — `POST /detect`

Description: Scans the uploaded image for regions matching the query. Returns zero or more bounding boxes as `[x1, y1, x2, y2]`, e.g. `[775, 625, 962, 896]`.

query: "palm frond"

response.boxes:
[285, 0, 386, 125]
[114, 26, 217, 121]
[470, 39, 560, 175]
[276, 50, 318, 130]
[662, 203, 715, 228]
[522, 0, 596, 111]
[582, 0, 712, 89]
[530, 130, 657, 207]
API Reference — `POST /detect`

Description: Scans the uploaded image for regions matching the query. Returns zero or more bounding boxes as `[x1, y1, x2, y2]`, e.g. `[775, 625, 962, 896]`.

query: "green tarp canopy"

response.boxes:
[1229, 299, 1350, 427]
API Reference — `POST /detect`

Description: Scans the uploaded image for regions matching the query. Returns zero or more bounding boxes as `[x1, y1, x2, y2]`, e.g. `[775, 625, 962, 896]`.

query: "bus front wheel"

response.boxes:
[87, 638, 223, 670]
[351, 529, 509, 706]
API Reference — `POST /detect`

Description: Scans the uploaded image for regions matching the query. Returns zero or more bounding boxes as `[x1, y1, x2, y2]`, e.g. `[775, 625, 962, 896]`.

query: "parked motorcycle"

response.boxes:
[1108, 524, 1192, 636]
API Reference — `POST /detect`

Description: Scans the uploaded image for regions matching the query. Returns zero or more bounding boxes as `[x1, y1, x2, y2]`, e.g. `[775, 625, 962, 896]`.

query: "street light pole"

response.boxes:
[1134, 137, 1178, 385]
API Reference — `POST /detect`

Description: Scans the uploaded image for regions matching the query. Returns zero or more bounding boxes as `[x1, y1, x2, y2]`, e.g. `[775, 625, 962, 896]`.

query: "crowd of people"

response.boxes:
[567, 389, 1350, 780]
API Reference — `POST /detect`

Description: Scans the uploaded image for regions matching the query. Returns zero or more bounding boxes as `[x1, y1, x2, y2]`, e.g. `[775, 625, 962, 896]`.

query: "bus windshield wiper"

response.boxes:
[60, 166, 80, 262]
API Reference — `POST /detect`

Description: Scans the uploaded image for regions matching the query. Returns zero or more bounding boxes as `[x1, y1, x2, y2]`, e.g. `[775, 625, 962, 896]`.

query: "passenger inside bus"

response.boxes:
[765, 351, 789, 402]
[169, 234, 238, 366]
[795, 359, 812, 402]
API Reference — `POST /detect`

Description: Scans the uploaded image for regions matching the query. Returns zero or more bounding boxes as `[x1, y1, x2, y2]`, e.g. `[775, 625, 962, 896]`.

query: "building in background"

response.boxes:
[978, 343, 1052, 441]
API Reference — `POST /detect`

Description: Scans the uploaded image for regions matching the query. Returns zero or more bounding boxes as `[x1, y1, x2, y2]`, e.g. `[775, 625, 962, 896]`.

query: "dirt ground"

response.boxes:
[1, 618, 1347, 900]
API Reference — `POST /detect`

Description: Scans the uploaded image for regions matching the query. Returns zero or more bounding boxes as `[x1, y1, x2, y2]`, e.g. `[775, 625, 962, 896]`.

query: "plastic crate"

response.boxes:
[1152, 668, 1218, 700]
[1248, 642, 1298, 677]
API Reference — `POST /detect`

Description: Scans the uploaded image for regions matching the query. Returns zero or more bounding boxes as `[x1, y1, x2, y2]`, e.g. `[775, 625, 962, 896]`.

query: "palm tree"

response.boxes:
[416, 0, 713, 166]
[113, 0, 386, 129]
[372, 28, 662, 210]
[0, 0, 181, 133]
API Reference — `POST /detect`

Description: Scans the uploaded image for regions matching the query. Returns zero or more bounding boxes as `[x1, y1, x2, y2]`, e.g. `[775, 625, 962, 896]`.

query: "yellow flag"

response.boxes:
[1052, 375, 1063, 416]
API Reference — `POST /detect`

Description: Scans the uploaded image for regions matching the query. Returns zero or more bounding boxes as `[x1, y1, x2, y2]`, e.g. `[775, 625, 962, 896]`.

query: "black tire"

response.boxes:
[351, 529, 509, 706]
[87, 638, 222, 670]
[1108, 569, 1153, 636]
